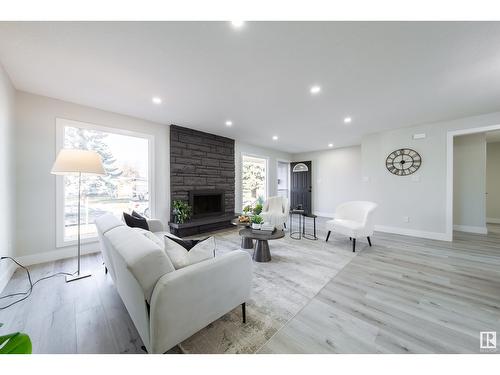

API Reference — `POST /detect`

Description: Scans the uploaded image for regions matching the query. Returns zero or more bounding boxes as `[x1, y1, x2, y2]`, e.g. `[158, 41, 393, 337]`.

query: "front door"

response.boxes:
[290, 161, 312, 214]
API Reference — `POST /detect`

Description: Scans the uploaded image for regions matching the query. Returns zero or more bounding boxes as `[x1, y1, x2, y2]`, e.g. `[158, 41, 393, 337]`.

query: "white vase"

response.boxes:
[252, 223, 261, 230]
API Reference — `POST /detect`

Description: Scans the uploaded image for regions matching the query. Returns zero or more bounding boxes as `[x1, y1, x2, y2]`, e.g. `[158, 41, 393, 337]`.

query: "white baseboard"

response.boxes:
[453, 225, 488, 234]
[0, 261, 17, 294]
[374, 225, 449, 241]
[16, 243, 101, 267]
[486, 217, 500, 224]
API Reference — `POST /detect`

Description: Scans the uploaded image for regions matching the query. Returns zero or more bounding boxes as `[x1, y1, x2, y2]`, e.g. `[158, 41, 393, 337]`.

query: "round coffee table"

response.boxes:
[231, 218, 254, 249]
[238, 228, 285, 262]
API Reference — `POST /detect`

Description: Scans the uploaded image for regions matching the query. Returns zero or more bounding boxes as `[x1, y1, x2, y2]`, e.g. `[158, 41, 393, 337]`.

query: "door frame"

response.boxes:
[446, 123, 500, 240]
[276, 158, 291, 200]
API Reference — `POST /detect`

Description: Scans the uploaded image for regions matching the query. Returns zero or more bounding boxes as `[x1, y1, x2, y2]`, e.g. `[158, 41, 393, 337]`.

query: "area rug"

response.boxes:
[178, 222, 358, 353]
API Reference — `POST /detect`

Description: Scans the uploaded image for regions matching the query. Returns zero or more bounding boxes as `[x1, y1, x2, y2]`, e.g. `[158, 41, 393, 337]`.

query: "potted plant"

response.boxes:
[253, 203, 263, 215]
[172, 200, 192, 224]
[251, 215, 263, 230]
[0, 323, 32, 354]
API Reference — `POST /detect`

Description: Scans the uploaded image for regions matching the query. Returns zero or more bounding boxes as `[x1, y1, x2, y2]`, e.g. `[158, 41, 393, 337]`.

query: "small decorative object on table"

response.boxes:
[172, 200, 192, 224]
[259, 223, 276, 234]
[251, 215, 263, 230]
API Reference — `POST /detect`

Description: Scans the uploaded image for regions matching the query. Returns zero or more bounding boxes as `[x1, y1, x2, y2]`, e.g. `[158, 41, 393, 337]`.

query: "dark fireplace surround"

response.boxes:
[169, 125, 236, 237]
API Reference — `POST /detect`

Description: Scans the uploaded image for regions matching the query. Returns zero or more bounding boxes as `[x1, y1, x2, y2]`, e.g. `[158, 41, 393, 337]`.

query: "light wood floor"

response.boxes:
[259, 224, 500, 353]
[1, 224, 499, 354]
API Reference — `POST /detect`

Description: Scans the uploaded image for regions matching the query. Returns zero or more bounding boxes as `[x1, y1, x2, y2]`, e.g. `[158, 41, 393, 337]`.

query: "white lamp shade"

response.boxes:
[51, 149, 106, 175]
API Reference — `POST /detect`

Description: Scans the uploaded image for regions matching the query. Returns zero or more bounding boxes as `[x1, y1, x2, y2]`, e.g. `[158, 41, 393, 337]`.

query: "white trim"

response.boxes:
[374, 225, 449, 241]
[487, 217, 500, 224]
[453, 225, 488, 234]
[0, 262, 17, 294]
[276, 158, 291, 199]
[314, 211, 335, 218]
[55, 118, 155, 248]
[446, 123, 500, 242]
[16, 243, 101, 267]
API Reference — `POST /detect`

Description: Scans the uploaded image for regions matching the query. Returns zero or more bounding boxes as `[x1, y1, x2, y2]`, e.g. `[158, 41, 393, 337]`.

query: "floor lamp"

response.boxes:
[51, 149, 105, 282]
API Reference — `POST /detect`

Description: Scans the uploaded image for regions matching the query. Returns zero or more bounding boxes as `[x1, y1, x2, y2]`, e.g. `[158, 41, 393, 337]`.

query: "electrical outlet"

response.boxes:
[403, 216, 410, 223]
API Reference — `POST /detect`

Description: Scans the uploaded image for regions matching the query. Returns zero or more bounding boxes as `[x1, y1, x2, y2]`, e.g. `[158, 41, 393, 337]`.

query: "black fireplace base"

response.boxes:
[169, 213, 236, 237]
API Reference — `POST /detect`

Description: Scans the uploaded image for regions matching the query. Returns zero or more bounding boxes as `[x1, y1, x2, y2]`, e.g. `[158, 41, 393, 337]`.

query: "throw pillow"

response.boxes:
[131, 210, 146, 219]
[132, 228, 165, 250]
[123, 212, 149, 231]
[166, 236, 208, 251]
[164, 235, 215, 269]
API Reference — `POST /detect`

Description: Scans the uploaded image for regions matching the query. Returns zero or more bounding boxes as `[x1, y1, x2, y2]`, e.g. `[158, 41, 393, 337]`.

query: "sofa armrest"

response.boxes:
[149, 250, 252, 353]
[147, 219, 164, 233]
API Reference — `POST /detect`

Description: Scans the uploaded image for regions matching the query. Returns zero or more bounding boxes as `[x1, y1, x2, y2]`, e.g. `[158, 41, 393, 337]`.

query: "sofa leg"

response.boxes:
[283, 222, 286, 229]
[105, 266, 108, 274]
[242, 303, 246, 323]
[352, 238, 356, 252]
[326, 231, 331, 242]
[367, 236, 372, 246]
[141, 345, 147, 353]
[349, 237, 352, 241]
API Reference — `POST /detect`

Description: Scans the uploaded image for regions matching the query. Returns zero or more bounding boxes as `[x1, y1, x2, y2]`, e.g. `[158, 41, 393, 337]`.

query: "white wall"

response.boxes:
[0, 64, 16, 292]
[362, 110, 500, 240]
[14, 92, 170, 263]
[487, 141, 500, 222]
[235, 142, 291, 211]
[453, 133, 487, 233]
[292, 146, 363, 217]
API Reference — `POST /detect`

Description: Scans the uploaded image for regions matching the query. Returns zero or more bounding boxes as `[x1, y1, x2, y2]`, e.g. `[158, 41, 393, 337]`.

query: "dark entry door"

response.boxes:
[290, 161, 312, 214]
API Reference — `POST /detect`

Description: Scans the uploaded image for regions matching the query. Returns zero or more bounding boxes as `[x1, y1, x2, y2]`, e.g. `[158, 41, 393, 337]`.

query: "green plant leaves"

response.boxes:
[0, 332, 32, 354]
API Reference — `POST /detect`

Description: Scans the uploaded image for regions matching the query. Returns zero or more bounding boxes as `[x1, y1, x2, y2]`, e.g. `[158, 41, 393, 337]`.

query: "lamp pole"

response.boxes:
[66, 171, 91, 282]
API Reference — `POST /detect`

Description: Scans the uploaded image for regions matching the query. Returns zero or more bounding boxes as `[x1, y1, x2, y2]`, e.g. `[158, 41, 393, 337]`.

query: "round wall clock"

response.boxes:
[385, 148, 422, 176]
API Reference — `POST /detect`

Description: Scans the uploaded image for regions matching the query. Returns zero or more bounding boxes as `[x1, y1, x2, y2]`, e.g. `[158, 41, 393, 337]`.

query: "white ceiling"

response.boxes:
[2, 21, 500, 153]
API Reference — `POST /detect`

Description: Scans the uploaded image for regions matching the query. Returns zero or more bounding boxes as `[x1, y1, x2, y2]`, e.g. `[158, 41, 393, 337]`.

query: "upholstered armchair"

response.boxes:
[325, 201, 378, 252]
[260, 196, 290, 230]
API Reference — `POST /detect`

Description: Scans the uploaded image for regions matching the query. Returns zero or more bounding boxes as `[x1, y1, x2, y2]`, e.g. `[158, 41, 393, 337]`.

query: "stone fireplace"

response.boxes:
[169, 125, 235, 236]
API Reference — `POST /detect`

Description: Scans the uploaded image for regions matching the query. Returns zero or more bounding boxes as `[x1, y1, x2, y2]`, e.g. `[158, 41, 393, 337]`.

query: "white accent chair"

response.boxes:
[260, 196, 290, 230]
[325, 201, 378, 252]
[95, 213, 252, 354]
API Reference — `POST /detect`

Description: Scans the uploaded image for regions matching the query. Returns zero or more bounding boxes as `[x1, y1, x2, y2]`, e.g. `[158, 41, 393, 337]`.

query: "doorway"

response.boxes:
[447, 123, 500, 240]
[290, 161, 312, 214]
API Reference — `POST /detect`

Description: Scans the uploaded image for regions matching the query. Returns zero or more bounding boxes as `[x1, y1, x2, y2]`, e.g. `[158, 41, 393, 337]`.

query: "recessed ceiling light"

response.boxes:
[152, 97, 162, 104]
[328, 143, 334, 148]
[344, 117, 352, 123]
[225, 120, 233, 127]
[272, 136, 278, 141]
[230, 21, 245, 28]
[310, 85, 321, 95]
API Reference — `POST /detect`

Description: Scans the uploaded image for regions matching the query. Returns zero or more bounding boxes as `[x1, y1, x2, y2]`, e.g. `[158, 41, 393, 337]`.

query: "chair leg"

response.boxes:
[367, 236, 372, 246]
[283, 222, 286, 229]
[349, 237, 352, 241]
[352, 238, 356, 252]
[241, 303, 246, 323]
[326, 231, 331, 242]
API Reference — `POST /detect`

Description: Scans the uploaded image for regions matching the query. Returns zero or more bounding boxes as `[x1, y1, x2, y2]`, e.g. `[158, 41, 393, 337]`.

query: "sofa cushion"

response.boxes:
[105, 225, 175, 302]
[164, 235, 215, 269]
[123, 212, 149, 231]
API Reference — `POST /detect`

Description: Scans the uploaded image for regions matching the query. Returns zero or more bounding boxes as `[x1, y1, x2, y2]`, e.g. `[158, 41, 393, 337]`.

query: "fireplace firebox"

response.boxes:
[189, 190, 225, 219]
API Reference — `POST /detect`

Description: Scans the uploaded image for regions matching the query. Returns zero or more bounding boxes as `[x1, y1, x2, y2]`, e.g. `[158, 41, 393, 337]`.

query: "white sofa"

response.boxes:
[260, 196, 290, 230]
[325, 201, 378, 252]
[95, 213, 252, 354]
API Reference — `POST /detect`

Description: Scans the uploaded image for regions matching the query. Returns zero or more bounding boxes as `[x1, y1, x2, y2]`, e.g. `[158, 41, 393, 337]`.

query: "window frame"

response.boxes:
[240, 152, 269, 211]
[55, 118, 155, 248]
